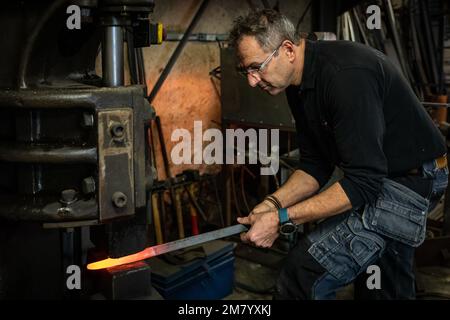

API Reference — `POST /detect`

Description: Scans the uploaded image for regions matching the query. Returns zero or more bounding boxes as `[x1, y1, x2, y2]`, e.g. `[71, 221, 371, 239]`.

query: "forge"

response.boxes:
[0, 0, 158, 299]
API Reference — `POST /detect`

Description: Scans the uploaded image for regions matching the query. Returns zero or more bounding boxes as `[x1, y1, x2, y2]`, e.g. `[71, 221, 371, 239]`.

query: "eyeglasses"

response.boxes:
[237, 44, 282, 77]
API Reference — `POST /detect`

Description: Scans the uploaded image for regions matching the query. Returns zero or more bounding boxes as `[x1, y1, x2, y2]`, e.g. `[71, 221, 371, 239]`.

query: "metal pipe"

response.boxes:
[0, 143, 97, 164]
[102, 25, 124, 87]
[147, 0, 210, 103]
[0, 87, 140, 109]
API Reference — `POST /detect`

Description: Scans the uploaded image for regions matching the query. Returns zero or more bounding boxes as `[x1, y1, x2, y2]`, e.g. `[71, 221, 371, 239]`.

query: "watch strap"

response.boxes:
[278, 208, 289, 225]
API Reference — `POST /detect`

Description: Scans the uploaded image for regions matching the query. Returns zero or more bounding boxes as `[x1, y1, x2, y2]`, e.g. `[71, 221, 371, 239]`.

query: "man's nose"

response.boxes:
[247, 73, 260, 87]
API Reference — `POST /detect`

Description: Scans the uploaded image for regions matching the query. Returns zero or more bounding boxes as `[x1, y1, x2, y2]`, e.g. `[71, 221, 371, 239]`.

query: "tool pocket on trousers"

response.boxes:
[362, 179, 429, 247]
[308, 215, 383, 283]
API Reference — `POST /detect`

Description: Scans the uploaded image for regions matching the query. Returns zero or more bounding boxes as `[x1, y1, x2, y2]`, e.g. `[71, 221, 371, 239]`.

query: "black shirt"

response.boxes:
[287, 40, 446, 208]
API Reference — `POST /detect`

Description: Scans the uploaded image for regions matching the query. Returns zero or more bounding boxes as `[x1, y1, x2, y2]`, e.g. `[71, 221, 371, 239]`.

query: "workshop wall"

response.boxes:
[140, 0, 310, 180]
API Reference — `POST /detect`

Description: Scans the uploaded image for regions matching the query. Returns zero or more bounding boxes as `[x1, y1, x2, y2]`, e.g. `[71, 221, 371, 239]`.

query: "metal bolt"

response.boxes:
[82, 176, 96, 194]
[57, 207, 72, 216]
[60, 189, 77, 205]
[112, 192, 127, 208]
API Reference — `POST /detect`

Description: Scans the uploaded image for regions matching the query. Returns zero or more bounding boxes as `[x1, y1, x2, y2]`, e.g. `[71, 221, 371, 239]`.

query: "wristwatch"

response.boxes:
[278, 208, 297, 236]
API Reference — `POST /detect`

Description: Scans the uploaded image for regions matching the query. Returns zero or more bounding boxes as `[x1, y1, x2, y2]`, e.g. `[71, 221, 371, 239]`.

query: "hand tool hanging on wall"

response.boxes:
[174, 188, 185, 239]
[180, 169, 208, 223]
[151, 193, 164, 244]
[155, 115, 184, 239]
[158, 190, 168, 241]
[188, 185, 200, 236]
[185, 184, 207, 222]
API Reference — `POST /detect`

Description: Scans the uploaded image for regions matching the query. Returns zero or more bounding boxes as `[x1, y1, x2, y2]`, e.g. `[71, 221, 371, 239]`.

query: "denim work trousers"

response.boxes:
[274, 160, 448, 300]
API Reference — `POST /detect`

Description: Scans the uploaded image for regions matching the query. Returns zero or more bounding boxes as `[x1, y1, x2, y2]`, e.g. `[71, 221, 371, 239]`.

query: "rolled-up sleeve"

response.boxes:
[327, 68, 387, 208]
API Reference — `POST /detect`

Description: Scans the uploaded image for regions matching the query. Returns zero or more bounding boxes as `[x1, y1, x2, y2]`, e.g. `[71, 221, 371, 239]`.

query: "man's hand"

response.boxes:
[235, 199, 276, 245]
[237, 210, 280, 248]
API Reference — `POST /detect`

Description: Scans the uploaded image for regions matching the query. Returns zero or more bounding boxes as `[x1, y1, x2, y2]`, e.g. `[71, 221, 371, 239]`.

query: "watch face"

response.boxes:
[280, 223, 296, 235]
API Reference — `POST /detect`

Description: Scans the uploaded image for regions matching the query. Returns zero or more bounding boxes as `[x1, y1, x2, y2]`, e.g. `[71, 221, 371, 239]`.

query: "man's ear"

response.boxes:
[282, 40, 296, 62]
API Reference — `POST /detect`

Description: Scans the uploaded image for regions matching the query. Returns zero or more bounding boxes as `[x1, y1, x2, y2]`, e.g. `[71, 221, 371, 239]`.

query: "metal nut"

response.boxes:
[112, 192, 127, 208]
[82, 176, 96, 194]
[60, 189, 77, 205]
[110, 123, 125, 138]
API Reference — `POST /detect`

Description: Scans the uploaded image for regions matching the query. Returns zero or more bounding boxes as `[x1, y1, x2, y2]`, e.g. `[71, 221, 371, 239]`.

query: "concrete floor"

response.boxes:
[225, 257, 276, 300]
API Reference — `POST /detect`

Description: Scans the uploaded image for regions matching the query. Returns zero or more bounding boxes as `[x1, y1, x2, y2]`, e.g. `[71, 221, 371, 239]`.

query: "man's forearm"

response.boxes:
[287, 181, 352, 224]
[271, 170, 320, 208]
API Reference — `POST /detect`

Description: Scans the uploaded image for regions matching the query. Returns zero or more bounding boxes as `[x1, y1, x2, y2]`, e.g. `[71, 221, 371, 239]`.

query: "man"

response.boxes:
[230, 9, 448, 299]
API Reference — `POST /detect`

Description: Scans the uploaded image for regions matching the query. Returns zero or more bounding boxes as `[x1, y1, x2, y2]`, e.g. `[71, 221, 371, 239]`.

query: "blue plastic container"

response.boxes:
[150, 240, 235, 300]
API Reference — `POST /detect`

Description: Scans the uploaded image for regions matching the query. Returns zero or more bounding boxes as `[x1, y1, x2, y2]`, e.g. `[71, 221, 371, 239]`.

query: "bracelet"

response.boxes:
[264, 196, 277, 208]
[265, 195, 282, 210]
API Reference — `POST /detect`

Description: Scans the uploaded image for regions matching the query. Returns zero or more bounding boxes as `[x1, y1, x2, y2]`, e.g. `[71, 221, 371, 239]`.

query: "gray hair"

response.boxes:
[229, 9, 301, 53]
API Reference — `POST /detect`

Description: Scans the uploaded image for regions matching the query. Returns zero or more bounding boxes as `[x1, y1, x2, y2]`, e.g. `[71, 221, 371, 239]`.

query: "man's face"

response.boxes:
[237, 35, 293, 96]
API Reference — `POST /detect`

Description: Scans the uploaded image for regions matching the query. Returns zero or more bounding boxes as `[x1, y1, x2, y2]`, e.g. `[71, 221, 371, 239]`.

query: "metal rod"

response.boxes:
[421, 101, 450, 107]
[102, 25, 124, 87]
[136, 47, 147, 95]
[126, 28, 138, 85]
[352, 7, 368, 45]
[419, 0, 439, 91]
[147, 0, 210, 103]
[384, 0, 409, 79]
[296, 0, 312, 32]
[87, 224, 248, 270]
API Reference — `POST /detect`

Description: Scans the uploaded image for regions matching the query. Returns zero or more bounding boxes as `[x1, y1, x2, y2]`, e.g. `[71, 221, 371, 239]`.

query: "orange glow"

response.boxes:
[87, 247, 156, 270]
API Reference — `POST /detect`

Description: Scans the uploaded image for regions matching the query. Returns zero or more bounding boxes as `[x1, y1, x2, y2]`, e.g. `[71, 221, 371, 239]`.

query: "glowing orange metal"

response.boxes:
[87, 224, 247, 271]
[87, 247, 156, 270]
